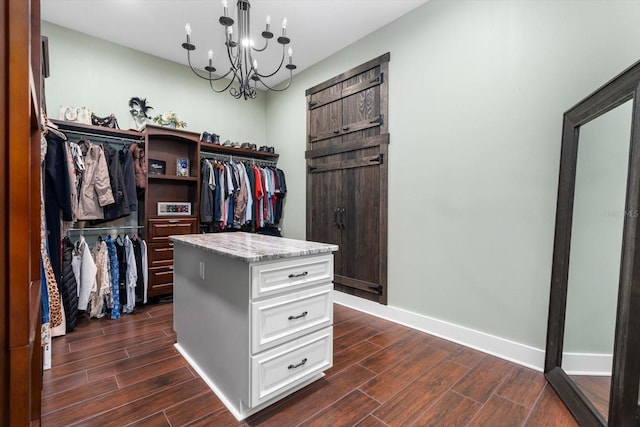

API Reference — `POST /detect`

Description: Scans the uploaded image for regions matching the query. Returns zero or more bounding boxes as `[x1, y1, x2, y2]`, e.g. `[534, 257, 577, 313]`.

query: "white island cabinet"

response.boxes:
[170, 232, 338, 420]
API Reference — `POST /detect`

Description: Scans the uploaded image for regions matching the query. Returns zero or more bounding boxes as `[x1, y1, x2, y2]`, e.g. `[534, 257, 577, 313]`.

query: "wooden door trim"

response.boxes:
[309, 155, 383, 174]
[309, 116, 382, 144]
[335, 274, 381, 296]
[306, 134, 389, 159]
[305, 52, 390, 96]
[308, 72, 384, 111]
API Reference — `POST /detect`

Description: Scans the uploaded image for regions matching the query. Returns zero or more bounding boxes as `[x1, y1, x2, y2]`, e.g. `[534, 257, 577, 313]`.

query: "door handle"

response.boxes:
[334, 207, 341, 228]
[340, 207, 346, 230]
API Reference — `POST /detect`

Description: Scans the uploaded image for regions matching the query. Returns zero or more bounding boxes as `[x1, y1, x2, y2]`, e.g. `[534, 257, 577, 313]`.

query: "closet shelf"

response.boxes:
[148, 175, 198, 182]
[50, 119, 144, 139]
[200, 144, 279, 159]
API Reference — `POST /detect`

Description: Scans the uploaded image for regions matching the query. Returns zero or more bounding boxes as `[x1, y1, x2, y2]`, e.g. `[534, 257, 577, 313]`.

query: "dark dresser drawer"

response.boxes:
[148, 242, 174, 267]
[147, 217, 197, 243]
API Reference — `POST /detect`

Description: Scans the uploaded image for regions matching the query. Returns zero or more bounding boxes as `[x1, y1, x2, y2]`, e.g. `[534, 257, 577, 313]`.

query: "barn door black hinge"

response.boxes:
[370, 72, 384, 85]
[308, 101, 318, 109]
[370, 154, 384, 164]
[368, 284, 383, 295]
[308, 165, 317, 173]
[369, 115, 384, 125]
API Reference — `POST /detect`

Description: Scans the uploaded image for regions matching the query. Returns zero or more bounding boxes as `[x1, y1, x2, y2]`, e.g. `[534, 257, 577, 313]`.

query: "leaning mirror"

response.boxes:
[562, 99, 632, 422]
[545, 61, 640, 426]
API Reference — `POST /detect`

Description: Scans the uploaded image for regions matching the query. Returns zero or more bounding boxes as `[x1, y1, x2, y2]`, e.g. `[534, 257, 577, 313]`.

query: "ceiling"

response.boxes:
[41, 0, 428, 86]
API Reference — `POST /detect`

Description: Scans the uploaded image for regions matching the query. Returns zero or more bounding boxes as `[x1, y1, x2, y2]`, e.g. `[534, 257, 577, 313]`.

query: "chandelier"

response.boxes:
[181, 0, 297, 100]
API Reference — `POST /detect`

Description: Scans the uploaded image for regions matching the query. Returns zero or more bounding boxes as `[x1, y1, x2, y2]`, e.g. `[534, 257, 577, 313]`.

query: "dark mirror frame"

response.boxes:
[545, 60, 640, 426]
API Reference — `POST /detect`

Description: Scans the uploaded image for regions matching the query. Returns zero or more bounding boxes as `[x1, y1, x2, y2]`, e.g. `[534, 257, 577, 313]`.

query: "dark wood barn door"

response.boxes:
[306, 53, 389, 304]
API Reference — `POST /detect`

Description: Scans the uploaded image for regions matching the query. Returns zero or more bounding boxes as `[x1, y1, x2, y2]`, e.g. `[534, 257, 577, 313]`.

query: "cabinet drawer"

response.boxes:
[250, 327, 332, 406]
[148, 217, 197, 243]
[148, 242, 174, 267]
[251, 284, 333, 353]
[251, 254, 333, 299]
[149, 265, 174, 293]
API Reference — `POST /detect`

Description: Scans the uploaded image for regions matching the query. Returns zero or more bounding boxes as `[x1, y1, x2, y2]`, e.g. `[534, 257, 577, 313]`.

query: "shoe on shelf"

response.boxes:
[200, 131, 212, 144]
[240, 142, 251, 149]
[212, 133, 220, 144]
[231, 141, 241, 148]
[222, 139, 232, 147]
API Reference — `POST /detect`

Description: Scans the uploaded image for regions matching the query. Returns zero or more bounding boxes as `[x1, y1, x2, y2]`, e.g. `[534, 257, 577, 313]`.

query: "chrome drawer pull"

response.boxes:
[288, 271, 308, 279]
[288, 311, 308, 320]
[287, 358, 308, 370]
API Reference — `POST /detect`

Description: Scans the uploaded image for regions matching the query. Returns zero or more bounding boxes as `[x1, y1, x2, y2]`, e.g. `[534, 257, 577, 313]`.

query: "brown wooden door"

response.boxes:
[306, 53, 389, 304]
[307, 165, 343, 273]
[2, 0, 43, 424]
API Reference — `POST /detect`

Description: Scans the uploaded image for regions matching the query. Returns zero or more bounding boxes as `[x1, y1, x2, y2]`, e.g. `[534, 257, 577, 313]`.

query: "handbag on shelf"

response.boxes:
[59, 106, 93, 124]
[91, 113, 119, 129]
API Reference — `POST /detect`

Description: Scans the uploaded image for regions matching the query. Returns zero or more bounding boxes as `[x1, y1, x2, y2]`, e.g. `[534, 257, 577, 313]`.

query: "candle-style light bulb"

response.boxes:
[282, 17, 287, 29]
[288, 47, 293, 64]
[208, 49, 213, 60]
[266, 14, 271, 31]
[185, 23, 192, 36]
[253, 59, 258, 70]
[222, 0, 229, 16]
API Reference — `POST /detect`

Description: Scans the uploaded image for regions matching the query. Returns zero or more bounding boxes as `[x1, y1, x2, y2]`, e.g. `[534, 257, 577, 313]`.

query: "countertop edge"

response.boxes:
[170, 234, 338, 263]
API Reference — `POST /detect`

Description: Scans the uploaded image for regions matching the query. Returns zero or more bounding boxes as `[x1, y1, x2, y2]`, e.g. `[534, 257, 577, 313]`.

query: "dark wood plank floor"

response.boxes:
[42, 302, 578, 426]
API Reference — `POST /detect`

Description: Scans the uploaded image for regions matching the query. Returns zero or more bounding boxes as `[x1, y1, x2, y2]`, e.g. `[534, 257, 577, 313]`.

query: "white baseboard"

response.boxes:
[333, 292, 613, 375]
[333, 291, 546, 371]
[562, 352, 612, 376]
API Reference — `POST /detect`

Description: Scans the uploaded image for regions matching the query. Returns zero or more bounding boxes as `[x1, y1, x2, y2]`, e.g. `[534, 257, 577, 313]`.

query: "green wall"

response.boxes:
[42, 21, 267, 144]
[265, 0, 640, 350]
[43, 0, 640, 354]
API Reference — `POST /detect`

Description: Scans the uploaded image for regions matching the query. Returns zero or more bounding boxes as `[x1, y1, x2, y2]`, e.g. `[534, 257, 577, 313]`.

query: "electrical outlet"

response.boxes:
[199, 261, 205, 279]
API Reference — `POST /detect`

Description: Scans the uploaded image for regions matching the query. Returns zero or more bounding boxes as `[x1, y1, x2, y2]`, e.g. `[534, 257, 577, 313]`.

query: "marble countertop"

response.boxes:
[170, 232, 338, 263]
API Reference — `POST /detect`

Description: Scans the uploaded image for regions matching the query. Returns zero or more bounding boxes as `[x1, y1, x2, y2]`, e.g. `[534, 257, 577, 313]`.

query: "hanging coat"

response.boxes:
[77, 140, 115, 220]
[103, 143, 131, 221]
[60, 237, 79, 331]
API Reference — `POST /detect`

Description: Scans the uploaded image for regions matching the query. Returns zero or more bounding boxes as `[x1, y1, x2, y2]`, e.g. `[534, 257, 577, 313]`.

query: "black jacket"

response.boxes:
[44, 129, 73, 281]
[102, 143, 131, 221]
[61, 237, 79, 331]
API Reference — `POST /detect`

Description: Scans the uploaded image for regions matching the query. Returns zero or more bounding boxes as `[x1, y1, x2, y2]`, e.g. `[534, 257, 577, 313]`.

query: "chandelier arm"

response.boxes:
[256, 71, 294, 92]
[186, 50, 220, 81]
[209, 75, 236, 93]
[254, 47, 286, 79]
[252, 38, 269, 53]
[185, 49, 236, 83]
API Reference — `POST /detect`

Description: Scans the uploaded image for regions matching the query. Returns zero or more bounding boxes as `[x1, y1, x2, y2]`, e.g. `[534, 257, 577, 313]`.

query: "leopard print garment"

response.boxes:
[43, 255, 64, 328]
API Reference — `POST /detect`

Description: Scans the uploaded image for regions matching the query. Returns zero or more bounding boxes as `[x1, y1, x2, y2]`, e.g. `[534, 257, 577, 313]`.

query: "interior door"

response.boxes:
[306, 53, 390, 305]
[338, 152, 383, 299]
[307, 166, 343, 276]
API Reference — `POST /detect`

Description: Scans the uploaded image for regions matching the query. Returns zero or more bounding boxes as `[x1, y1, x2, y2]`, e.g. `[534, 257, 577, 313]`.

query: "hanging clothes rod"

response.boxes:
[200, 152, 278, 166]
[67, 225, 144, 234]
[62, 128, 144, 145]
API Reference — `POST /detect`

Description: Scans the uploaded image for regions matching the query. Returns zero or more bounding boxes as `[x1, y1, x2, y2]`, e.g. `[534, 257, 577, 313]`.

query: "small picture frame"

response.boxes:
[177, 158, 190, 176]
[157, 202, 192, 216]
[148, 159, 166, 175]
